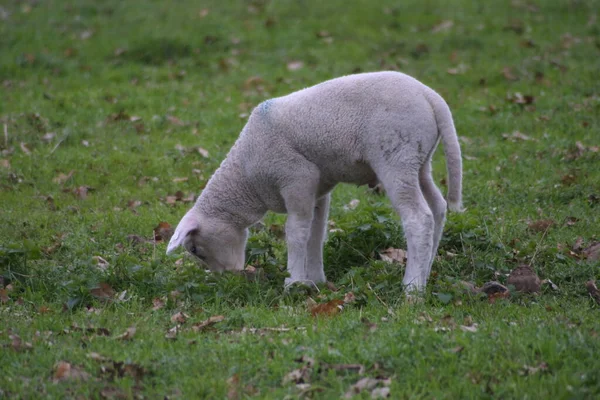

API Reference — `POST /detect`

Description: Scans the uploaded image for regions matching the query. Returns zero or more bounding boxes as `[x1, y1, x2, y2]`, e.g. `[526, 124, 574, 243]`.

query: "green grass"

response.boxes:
[1, 0, 599, 398]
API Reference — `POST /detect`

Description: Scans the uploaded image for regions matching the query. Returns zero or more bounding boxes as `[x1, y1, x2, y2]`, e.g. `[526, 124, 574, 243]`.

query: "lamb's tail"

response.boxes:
[425, 89, 464, 212]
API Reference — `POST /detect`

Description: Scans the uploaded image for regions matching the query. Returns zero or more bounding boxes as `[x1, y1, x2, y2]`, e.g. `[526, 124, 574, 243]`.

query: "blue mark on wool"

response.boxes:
[258, 99, 273, 115]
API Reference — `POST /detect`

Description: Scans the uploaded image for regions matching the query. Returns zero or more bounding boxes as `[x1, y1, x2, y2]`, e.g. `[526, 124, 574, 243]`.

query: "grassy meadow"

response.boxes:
[1, 0, 599, 398]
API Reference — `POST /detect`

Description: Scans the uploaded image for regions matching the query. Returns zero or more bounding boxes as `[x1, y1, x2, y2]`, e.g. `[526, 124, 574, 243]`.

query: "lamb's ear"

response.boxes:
[166, 210, 200, 255]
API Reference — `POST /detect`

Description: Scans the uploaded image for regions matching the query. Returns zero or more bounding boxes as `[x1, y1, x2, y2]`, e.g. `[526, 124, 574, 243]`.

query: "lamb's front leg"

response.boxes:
[304, 193, 331, 283]
[284, 206, 315, 287]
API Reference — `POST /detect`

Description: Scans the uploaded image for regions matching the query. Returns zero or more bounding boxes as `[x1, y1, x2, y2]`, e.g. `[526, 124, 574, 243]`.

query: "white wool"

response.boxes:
[168, 71, 463, 293]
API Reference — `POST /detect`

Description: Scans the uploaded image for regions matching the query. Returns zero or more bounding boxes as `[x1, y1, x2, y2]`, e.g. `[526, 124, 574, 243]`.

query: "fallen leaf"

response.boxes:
[165, 325, 180, 340]
[344, 377, 390, 399]
[53, 361, 90, 382]
[460, 324, 479, 333]
[309, 299, 344, 317]
[507, 92, 535, 105]
[527, 219, 555, 232]
[41, 132, 56, 142]
[227, 374, 240, 400]
[282, 367, 311, 385]
[447, 64, 469, 75]
[90, 283, 115, 301]
[379, 248, 407, 265]
[371, 387, 391, 399]
[20, 142, 31, 155]
[153, 221, 174, 242]
[502, 66, 518, 81]
[171, 311, 188, 324]
[73, 185, 92, 200]
[343, 292, 356, 304]
[9, 334, 33, 351]
[92, 256, 110, 271]
[191, 315, 225, 332]
[87, 352, 109, 362]
[0, 159, 10, 169]
[53, 171, 75, 184]
[152, 297, 166, 311]
[115, 326, 136, 341]
[478, 281, 510, 303]
[167, 115, 185, 126]
[0, 288, 9, 303]
[586, 281, 600, 305]
[520, 362, 549, 376]
[197, 147, 210, 158]
[431, 20, 453, 33]
[582, 242, 600, 262]
[502, 131, 535, 142]
[507, 265, 541, 293]
[172, 177, 188, 183]
[287, 61, 304, 71]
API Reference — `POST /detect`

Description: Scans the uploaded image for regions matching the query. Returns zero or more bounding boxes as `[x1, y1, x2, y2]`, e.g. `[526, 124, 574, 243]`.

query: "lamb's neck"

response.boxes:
[195, 160, 266, 229]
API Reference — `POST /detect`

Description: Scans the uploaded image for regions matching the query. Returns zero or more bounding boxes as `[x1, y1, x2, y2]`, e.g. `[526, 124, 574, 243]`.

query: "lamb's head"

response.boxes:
[166, 209, 247, 272]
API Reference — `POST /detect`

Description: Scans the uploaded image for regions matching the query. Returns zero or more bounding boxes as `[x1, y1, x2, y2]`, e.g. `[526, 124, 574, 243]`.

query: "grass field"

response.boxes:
[1, 0, 600, 398]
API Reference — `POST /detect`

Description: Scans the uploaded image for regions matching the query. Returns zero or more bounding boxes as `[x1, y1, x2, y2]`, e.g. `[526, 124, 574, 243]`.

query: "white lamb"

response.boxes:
[167, 71, 463, 294]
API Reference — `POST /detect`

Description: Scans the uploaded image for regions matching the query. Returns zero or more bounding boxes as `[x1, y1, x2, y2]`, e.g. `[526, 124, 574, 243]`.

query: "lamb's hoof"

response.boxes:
[405, 292, 425, 305]
[284, 279, 320, 293]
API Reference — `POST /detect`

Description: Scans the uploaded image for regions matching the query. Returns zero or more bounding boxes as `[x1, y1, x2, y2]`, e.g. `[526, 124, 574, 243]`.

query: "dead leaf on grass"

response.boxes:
[379, 248, 407, 265]
[287, 60, 304, 71]
[1, 288, 10, 303]
[53, 170, 75, 184]
[191, 315, 225, 332]
[92, 256, 110, 271]
[20, 142, 31, 155]
[197, 147, 210, 158]
[165, 325, 180, 340]
[115, 326, 136, 341]
[309, 299, 344, 317]
[152, 297, 166, 311]
[527, 219, 555, 232]
[582, 242, 600, 262]
[586, 281, 600, 305]
[9, 334, 33, 352]
[502, 131, 535, 142]
[171, 311, 189, 324]
[153, 221, 174, 242]
[344, 377, 391, 399]
[507, 265, 542, 293]
[90, 282, 115, 301]
[53, 361, 90, 383]
[431, 20, 453, 33]
[520, 362, 549, 376]
[1, 159, 11, 169]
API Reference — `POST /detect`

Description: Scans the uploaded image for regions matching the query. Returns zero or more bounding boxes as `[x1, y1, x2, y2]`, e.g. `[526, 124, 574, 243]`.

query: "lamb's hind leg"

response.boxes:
[419, 160, 447, 280]
[378, 164, 435, 294]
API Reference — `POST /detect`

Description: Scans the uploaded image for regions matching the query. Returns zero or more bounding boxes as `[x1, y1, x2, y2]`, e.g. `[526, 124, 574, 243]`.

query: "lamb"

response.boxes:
[166, 71, 463, 294]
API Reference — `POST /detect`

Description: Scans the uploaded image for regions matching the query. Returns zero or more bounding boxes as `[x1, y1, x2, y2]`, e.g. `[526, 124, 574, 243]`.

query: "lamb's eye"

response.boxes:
[190, 245, 206, 261]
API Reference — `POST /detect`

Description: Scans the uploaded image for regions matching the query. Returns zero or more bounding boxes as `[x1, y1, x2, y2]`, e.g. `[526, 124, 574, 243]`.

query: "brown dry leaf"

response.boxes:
[90, 282, 115, 301]
[586, 281, 600, 305]
[153, 221, 174, 242]
[478, 281, 510, 304]
[309, 299, 344, 317]
[10, 334, 33, 352]
[171, 311, 188, 324]
[191, 315, 225, 332]
[507, 265, 541, 293]
[227, 374, 240, 400]
[431, 19, 454, 33]
[582, 242, 600, 262]
[166, 115, 185, 126]
[172, 177, 189, 183]
[115, 326, 136, 341]
[502, 131, 535, 142]
[520, 362, 549, 376]
[92, 256, 110, 271]
[507, 92, 535, 105]
[343, 377, 391, 399]
[87, 352, 109, 362]
[343, 292, 356, 304]
[41, 132, 56, 142]
[199, 8, 209, 17]
[379, 248, 407, 265]
[460, 324, 479, 333]
[287, 61, 304, 71]
[152, 297, 166, 311]
[197, 147, 210, 158]
[502, 66, 518, 81]
[165, 325, 180, 340]
[53, 170, 75, 184]
[527, 219, 555, 232]
[73, 185, 92, 199]
[0, 288, 9, 303]
[447, 64, 468, 75]
[53, 361, 90, 383]
[1, 159, 11, 169]
[20, 142, 31, 155]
